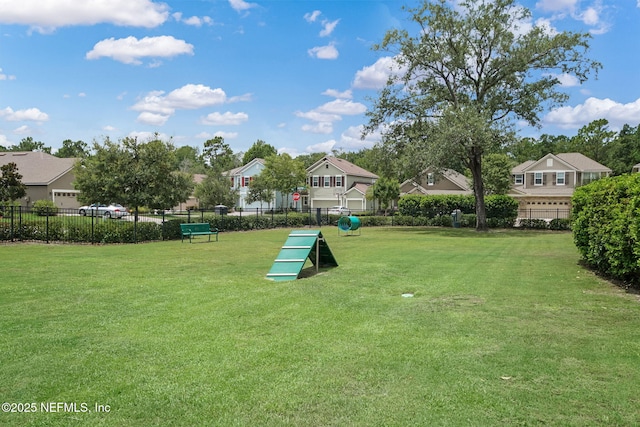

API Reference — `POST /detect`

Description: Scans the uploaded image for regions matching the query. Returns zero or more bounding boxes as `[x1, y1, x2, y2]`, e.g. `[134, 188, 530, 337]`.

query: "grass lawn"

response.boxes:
[1, 227, 639, 426]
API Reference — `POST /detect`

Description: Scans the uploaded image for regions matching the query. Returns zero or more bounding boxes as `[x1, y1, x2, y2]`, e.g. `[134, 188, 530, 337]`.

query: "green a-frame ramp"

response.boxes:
[266, 230, 338, 281]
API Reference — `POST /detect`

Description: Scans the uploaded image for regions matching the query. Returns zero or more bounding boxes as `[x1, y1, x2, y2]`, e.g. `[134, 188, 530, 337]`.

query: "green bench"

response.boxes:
[180, 223, 219, 243]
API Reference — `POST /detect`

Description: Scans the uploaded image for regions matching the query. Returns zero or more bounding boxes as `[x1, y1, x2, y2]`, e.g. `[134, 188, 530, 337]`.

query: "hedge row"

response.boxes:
[0, 220, 162, 243]
[572, 174, 640, 287]
[397, 194, 519, 220]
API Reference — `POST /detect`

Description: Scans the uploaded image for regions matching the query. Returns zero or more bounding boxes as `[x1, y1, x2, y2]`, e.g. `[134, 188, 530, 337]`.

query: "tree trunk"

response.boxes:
[469, 150, 488, 232]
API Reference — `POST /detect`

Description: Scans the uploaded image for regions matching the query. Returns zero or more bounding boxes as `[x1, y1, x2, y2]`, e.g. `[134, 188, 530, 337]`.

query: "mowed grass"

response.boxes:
[1, 227, 639, 426]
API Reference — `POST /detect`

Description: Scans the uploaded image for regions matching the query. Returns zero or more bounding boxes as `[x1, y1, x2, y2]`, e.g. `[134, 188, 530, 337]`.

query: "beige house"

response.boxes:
[0, 151, 79, 208]
[305, 156, 378, 212]
[632, 163, 640, 173]
[400, 167, 472, 196]
[511, 152, 612, 218]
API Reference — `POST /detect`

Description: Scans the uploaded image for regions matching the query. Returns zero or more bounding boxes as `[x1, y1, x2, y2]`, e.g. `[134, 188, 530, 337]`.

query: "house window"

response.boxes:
[582, 172, 599, 185]
[556, 171, 565, 185]
[514, 174, 523, 185]
[312, 176, 319, 187]
[243, 177, 250, 187]
[323, 176, 331, 187]
[427, 173, 435, 186]
[534, 172, 543, 186]
[335, 175, 343, 188]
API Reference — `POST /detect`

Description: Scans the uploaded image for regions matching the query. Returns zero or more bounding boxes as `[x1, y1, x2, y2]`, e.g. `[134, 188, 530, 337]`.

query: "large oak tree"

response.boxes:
[364, 0, 600, 230]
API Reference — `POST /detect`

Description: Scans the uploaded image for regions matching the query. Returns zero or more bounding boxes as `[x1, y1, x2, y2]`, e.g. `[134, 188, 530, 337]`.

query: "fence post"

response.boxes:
[134, 209, 138, 244]
[46, 207, 50, 244]
[162, 210, 166, 240]
[10, 205, 15, 242]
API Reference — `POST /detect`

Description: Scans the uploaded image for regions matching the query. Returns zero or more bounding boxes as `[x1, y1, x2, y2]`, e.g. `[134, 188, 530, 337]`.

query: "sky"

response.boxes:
[1, 0, 639, 157]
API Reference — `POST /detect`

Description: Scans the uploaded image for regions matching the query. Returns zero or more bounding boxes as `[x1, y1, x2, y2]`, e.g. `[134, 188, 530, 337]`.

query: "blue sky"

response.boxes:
[1, 0, 639, 157]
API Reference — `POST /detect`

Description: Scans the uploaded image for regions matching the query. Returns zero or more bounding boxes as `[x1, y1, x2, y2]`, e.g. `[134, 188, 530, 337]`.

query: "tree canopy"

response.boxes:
[262, 154, 307, 208]
[55, 139, 89, 158]
[242, 139, 277, 165]
[0, 162, 27, 203]
[73, 136, 193, 211]
[364, 0, 600, 230]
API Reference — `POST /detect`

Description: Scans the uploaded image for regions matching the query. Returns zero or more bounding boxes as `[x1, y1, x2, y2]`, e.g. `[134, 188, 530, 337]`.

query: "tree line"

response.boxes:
[3, 116, 638, 212]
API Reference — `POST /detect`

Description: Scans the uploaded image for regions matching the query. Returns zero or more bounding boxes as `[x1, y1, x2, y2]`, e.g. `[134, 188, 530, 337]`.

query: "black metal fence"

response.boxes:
[0, 205, 571, 244]
[517, 208, 571, 220]
[0, 206, 355, 244]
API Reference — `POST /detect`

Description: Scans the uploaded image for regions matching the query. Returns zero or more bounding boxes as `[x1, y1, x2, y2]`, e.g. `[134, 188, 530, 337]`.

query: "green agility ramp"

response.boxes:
[266, 230, 338, 281]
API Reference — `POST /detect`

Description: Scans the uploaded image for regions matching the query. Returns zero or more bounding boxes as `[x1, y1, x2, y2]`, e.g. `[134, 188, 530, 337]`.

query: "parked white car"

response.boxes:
[328, 206, 351, 215]
[78, 203, 129, 219]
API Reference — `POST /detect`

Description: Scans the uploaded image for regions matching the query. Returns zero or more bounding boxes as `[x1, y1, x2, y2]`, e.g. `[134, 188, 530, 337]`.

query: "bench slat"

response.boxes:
[180, 223, 219, 243]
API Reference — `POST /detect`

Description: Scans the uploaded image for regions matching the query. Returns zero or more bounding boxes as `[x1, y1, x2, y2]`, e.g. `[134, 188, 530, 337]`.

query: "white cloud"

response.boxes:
[136, 111, 170, 126]
[133, 84, 226, 113]
[173, 13, 213, 27]
[0, 0, 168, 32]
[0, 107, 49, 122]
[0, 68, 16, 81]
[306, 140, 336, 153]
[308, 43, 338, 60]
[316, 99, 367, 116]
[352, 56, 402, 89]
[544, 97, 640, 129]
[86, 36, 194, 65]
[304, 10, 321, 23]
[13, 125, 31, 134]
[127, 131, 172, 141]
[295, 110, 340, 123]
[302, 122, 333, 134]
[103, 125, 117, 132]
[228, 93, 253, 103]
[546, 72, 580, 87]
[536, 0, 577, 13]
[322, 89, 352, 99]
[132, 84, 232, 125]
[214, 131, 238, 139]
[200, 111, 248, 126]
[535, 0, 610, 34]
[297, 99, 366, 135]
[229, 0, 257, 13]
[337, 125, 379, 150]
[319, 19, 340, 37]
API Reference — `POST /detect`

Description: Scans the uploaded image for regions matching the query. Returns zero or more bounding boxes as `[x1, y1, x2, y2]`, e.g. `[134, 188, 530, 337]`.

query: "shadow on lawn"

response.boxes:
[386, 226, 559, 238]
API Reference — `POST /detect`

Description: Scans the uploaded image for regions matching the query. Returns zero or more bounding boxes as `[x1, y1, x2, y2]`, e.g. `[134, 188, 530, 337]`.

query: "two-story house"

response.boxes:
[225, 157, 282, 210]
[400, 167, 472, 196]
[511, 152, 612, 218]
[305, 156, 378, 212]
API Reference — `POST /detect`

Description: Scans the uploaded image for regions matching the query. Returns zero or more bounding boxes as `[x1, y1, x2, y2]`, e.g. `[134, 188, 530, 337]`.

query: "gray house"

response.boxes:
[305, 156, 378, 212]
[400, 167, 472, 196]
[510, 152, 611, 218]
[0, 151, 79, 208]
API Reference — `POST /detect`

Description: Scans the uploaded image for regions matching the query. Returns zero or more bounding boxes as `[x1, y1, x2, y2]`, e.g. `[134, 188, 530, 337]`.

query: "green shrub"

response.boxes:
[571, 174, 640, 286]
[549, 218, 571, 231]
[519, 219, 549, 229]
[485, 195, 518, 220]
[33, 200, 58, 216]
